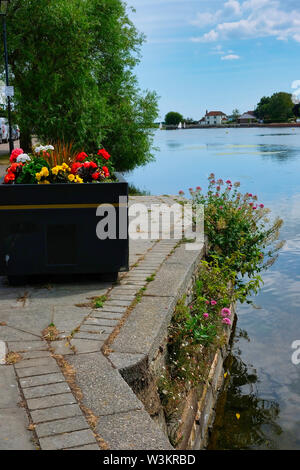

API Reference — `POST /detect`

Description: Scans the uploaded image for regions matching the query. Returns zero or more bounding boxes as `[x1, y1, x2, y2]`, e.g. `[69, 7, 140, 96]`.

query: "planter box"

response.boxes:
[0, 173, 129, 281]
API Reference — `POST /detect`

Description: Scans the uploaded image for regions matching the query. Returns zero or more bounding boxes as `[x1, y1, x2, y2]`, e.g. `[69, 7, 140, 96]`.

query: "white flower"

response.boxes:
[16, 153, 31, 163]
[45, 145, 54, 151]
[34, 146, 44, 153]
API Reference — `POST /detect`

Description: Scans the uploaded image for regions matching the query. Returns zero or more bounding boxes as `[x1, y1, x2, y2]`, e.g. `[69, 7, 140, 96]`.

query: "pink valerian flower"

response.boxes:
[259, 204, 264, 209]
[196, 186, 202, 191]
[205, 300, 210, 305]
[226, 180, 231, 184]
[222, 318, 232, 326]
[179, 190, 184, 195]
[221, 308, 231, 317]
[216, 185, 221, 191]
[211, 300, 217, 306]
[203, 313, 209, 319]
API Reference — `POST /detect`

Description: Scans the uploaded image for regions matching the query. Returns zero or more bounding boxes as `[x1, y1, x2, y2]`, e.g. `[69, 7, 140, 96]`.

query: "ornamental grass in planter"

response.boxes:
[0, 144, 129, 283]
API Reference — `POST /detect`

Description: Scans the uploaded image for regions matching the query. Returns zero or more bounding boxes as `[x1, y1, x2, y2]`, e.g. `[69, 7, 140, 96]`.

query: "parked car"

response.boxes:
[0, 118, 20, 142]
[0, 118, 8, 143]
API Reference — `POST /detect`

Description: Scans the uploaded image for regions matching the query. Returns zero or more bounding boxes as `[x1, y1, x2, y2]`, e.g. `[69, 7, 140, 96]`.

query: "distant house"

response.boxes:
[238, 111, 258, 124]
[200, 110, 227, 126]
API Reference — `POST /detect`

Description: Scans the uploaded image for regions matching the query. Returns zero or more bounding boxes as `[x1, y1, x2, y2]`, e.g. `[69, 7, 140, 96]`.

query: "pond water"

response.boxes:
[126, 128, 300, 450]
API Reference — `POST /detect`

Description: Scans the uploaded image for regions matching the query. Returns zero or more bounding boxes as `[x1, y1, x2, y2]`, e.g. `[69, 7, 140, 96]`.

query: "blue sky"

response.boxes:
[126, 0, 300, 121]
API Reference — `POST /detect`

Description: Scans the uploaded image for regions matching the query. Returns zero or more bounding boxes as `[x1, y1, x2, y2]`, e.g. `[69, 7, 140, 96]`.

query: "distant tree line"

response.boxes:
[165, 91, 300, 127]
[255, 92, 298, 123]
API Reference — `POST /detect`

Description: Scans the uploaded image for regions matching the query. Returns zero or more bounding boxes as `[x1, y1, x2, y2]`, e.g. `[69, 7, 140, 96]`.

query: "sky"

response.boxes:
[126, 0, 300, 121]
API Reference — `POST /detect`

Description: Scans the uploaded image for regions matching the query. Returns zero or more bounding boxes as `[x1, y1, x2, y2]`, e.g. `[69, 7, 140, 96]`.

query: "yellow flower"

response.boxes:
[51, 166, 59, 175]
[68, 174, 75, 182]
[38, 180, 50, 185]
[41, 167, 49, 177]
[36, 172, 41, 181]
[75, 176, 83, 184]
[62, 163, 69, 171]
[236, 413, 241, 420]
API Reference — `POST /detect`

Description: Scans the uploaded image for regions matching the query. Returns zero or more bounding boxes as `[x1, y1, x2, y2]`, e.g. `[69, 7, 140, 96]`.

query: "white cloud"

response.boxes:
[191, 30, 219, 43]
[192, 0, 300, 44]
[221, 54, 241, 60]
[191, 12, 220, 28]
[225, 0, 242, 15]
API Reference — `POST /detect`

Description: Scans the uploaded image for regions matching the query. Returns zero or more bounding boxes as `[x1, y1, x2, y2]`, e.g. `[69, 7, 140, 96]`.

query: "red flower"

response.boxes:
[4, 172, 15, 184]
[97, 148, 111, 160]
[102, 166, 110, 177]
[89, 161, 97, 169]
[71, 162, 82, 174]
[92, 172, 100, 180]
[10, 163, 19, 173]
[9, 148, 23, 163]
[76, 152, 88, 162]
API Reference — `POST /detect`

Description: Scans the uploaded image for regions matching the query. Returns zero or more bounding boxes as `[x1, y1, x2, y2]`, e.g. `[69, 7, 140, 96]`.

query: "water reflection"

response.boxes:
[208, 329, 283, 450]
[126, 128, 300, 449]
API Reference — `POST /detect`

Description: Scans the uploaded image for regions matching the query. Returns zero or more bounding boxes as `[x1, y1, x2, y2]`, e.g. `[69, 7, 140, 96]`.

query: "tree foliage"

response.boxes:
[165, 111, 183, 125]
[255, 92, 295, 123]
[0, 0, 159, 172]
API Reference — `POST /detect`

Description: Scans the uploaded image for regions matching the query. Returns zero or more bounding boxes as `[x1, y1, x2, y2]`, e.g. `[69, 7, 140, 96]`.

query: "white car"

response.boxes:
[0, 118, 20, 142]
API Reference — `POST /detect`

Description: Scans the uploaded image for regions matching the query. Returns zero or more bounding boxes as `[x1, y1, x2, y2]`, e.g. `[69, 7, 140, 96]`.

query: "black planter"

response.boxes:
[0, 173, 129, 281]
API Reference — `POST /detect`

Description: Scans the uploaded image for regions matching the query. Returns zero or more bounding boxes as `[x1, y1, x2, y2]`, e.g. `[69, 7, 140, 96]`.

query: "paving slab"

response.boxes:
[80, 324, 114, 334]
[73, 332, 110, 341]
[20, 373, 66, 389]
[0, 366, 21, 408]
[111, 295, 177, 359]
[96, 410, 172, 450]
[23, 382, 71, 400]
[109, 352, 146, 371]
[31, 404, 83, 424]
[70, 339, 104, 354]
[68, 353, 143, 417]
[0, 325, 41, 342]
[7, 341, 48, 352]
[84, 318, 119, 327]
[15, 356, 58, 370]
[95, 306, 126, 313]
[35, 415, 89, 439]
[91, 311, 123, 320]
[39, 429, 97, 450]
[16, 363, 60, 378]
[50, 340, 75, 356]
[0, 408, 35, 450]
[27, 393, 77, 411]
[0, 366, 35, 450]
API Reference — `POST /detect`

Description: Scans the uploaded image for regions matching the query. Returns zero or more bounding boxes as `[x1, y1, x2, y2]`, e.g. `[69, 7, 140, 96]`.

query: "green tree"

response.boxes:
[1, 0, 158, 172]
[231, 109, 240, 122]
[165, 111, 183, 125]
[255, 93, 295, 123]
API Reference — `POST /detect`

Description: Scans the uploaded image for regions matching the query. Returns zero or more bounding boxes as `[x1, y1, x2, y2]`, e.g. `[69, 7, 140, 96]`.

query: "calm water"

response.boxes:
[127, 128, 300, 450]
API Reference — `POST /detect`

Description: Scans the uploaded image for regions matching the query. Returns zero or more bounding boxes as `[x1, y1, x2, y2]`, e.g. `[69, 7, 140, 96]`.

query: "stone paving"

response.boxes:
[0, 195, 189, 450]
